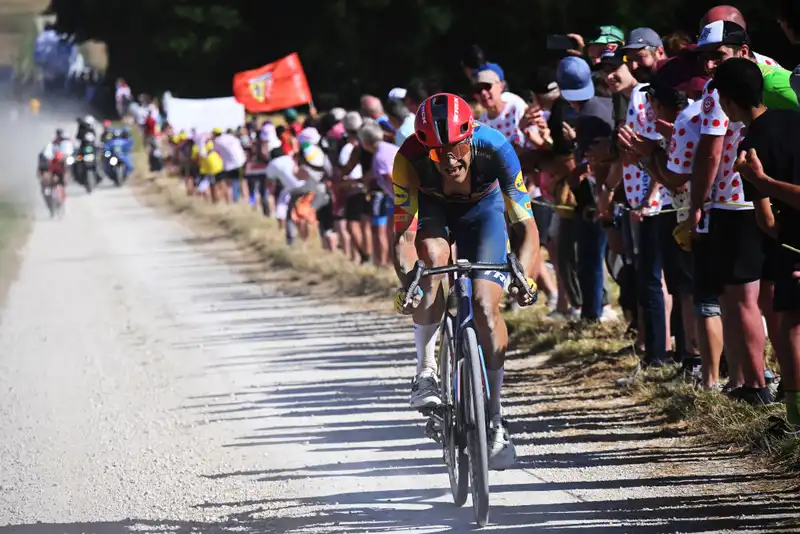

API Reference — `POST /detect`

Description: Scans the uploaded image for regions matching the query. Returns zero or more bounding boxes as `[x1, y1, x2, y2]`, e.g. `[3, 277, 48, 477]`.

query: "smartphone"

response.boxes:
[546, 34, 578, 51]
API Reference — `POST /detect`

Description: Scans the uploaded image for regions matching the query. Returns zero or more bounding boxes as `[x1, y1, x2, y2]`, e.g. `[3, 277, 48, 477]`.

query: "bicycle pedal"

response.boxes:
[424, 418, 443, 444]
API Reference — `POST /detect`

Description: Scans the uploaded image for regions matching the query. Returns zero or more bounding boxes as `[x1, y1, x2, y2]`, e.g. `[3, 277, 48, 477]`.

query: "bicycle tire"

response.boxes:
[439, 314, 468, 507]
[464, 326, 490, 526]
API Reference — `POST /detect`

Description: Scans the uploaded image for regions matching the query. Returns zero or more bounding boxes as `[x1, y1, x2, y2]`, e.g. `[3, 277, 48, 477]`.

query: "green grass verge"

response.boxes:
[0, 201, 31, 310]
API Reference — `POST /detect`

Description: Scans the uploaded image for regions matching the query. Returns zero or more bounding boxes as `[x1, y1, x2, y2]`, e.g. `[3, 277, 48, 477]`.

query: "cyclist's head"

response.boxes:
[415, 93, 474, 183]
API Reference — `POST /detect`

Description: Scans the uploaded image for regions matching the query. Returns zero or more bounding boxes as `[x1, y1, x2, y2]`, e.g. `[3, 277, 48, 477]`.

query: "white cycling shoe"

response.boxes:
[409, 370, 442, 409]
[488, 416, 516, 471]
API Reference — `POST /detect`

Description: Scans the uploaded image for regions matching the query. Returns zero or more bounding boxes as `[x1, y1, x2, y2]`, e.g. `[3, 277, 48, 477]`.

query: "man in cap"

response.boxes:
[620, 28, 667, 81]
[556, 56, 615, 322]
[585, 25, 626, 64]
[635, 57, 720, 385]
[690, 10, 785, 404]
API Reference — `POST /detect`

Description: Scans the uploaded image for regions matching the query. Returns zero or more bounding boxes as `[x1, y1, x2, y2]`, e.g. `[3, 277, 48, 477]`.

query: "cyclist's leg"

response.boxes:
[408, 195, 449, 409]
[451, 190, 515, 467]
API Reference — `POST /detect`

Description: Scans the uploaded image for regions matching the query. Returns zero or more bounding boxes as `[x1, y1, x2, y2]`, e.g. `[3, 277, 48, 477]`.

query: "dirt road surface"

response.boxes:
[0, 183, 798, 533]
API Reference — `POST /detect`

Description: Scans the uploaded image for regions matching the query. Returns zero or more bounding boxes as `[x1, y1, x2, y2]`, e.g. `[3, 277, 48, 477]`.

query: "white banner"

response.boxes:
[163, 92, 245, 135]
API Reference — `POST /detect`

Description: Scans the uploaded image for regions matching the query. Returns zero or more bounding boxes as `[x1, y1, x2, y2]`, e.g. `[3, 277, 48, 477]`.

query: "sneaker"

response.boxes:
[409, 371, 442, 409]
[545, 310, 570, 321]
[600, 305, 619, 323]
[726, 385, 775, 406]
[488, 416, 516, 470]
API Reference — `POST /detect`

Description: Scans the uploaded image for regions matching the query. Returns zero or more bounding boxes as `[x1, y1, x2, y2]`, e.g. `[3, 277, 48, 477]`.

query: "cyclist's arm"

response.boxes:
[496, 141, 540, 279]
[392, 150, 420, 282]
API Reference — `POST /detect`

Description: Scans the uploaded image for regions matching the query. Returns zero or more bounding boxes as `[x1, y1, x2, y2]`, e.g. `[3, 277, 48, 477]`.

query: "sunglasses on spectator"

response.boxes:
[473, 82, 493, 93]
[428, 138, 471, 163]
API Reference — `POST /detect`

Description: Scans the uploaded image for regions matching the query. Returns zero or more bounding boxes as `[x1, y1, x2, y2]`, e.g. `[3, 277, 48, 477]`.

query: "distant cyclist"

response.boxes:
[392, 93, 540, 470]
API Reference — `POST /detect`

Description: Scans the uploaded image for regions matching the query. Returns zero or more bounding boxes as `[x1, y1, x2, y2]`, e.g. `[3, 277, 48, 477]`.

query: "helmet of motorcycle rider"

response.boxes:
[84, 115, 96, 126]
[103, 120, 112, 128]
[112, 129, 122, 139]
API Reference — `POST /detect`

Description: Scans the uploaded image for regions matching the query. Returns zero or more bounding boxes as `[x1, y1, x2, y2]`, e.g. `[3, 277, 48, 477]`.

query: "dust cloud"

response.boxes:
[0, 95, 90, 211]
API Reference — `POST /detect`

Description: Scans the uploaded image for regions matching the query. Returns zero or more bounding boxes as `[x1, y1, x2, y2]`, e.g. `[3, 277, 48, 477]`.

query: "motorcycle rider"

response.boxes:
[76, 115, 97, 143]
[104, 129, 134, 180]
[101, 120, 114, 143]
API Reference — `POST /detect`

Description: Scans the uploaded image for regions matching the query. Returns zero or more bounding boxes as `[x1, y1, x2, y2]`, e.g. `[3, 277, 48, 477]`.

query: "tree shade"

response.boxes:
[45, 0, 798, 108]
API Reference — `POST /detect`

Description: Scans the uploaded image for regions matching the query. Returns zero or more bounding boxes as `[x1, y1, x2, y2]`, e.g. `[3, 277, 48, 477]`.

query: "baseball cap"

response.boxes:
[697, 20, 749, 49]
[297, 127, 321, 146]
[284, 108, 299, 121]
[594, 46, 626, 70]
[532, 66, 559, 94]
[330, 107, 346, 121]
[640, 57, 709, 105]
[212, 127, 222, 135]
[622, 28, 663, 50]
[557, 56, 595, 101]
[388, 87, 407, 100]
[474, 62, 505, 85]
[588, 25, 625, 45]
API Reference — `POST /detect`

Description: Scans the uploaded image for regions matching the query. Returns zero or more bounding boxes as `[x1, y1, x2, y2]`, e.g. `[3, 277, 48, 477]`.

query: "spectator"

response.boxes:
[557, 56, 614, 323]
[620, 28, 668, 82]
[337, 112, 369, 263]
[358, 121, 399, 267]
[663, 31, 693, 57]
[386, 98, 414, 147]
[721, 57, 800, 427]
[585, 25, 626, 64]
[361, 95, 395, 140]
[404, 78, 431, 114]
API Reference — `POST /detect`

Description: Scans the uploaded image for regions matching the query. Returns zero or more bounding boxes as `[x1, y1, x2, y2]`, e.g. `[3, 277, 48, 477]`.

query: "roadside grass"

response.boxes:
[135, 161, 800, 475]
[0, 201, 31, 309]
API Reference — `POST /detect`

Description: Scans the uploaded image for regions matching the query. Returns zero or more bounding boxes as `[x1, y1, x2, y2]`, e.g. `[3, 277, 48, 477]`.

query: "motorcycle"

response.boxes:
[103, 147, 126, 187]
[73, 141, 98, 193]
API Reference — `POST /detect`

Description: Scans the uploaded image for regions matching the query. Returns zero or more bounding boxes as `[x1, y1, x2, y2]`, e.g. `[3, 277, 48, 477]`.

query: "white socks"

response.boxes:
[414, 322, 440, 375]
[487, 368, 504, 419]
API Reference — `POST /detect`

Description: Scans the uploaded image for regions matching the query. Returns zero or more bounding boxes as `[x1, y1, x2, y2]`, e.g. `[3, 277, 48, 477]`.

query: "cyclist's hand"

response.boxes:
[510, 277, 538, 307]
[394, 287, 423, 315]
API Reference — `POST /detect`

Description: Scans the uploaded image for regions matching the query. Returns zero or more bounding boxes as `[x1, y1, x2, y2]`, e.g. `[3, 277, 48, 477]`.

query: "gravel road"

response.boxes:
[0, 182, 798, 533]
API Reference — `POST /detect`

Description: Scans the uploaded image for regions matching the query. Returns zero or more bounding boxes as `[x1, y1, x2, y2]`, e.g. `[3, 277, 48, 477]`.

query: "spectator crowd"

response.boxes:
[151, 2, 800, 433]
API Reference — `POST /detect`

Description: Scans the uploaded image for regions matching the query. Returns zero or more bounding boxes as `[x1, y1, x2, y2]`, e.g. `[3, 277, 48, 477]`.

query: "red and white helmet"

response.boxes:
[414, 93, 474, 148]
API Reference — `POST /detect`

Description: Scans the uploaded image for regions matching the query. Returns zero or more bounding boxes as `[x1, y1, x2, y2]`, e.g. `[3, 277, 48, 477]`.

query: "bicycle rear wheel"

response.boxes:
[463, 326, 489, 526]
[439, 314, 468, 507]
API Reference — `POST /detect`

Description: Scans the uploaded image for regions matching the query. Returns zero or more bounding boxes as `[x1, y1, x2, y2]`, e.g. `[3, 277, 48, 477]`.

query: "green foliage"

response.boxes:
[44, 0, 797, 105]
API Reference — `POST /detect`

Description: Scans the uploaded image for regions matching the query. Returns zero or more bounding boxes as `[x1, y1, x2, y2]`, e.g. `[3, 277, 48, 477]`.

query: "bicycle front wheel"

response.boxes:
[463, 326, 489, 526]
[440, 314, 468, 507]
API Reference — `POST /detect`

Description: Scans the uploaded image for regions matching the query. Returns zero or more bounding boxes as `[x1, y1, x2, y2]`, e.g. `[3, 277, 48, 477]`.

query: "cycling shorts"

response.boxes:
[418, 187, 510, 288]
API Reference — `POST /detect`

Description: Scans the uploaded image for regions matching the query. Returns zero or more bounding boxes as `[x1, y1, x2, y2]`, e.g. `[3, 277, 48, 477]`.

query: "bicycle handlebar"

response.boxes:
[403, 253, 535, 308]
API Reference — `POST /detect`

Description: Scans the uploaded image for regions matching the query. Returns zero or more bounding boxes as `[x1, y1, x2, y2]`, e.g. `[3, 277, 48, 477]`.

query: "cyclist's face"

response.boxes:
[430, 138, 471, 183]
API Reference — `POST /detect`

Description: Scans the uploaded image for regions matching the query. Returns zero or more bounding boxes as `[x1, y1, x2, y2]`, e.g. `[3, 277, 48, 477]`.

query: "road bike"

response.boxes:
[403, 253, 536, 527]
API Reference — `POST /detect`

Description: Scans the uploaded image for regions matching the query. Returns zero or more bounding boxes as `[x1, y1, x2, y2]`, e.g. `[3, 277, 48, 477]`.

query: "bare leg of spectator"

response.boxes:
[348, 220, 364, 262]
[759, 280, 780, 354]
[335, 219, 352, 257]
[720, 282, 766, 389]
[360, 216, 373, 263]
[698, 314, 724, 388]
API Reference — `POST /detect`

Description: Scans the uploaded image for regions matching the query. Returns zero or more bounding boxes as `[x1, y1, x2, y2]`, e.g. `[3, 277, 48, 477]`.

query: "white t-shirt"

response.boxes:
[338, 142, 363, 180]
[699, 79, 747, 210]
[698, 54, 777, 211]
[622, 83, 668, 214]
[266, 155, 303, 191]
[115, 85, 131, 104]
[665, 100, 711, 233]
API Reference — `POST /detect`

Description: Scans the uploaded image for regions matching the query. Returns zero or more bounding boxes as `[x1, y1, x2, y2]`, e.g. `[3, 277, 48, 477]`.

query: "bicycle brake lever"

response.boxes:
[507, 253, 534, 298]
[403, 260, 426, 307]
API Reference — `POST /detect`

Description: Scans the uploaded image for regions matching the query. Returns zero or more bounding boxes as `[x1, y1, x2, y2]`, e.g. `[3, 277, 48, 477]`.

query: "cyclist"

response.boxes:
[393, 93, 540, 469]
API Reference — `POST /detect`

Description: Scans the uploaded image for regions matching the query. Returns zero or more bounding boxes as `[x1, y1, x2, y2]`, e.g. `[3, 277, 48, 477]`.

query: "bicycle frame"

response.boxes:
[449, 273, 491, 409]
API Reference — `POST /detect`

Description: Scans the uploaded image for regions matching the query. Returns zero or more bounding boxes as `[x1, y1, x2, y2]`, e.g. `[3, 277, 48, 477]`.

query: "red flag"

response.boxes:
[232, 52, 312, 113]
